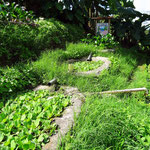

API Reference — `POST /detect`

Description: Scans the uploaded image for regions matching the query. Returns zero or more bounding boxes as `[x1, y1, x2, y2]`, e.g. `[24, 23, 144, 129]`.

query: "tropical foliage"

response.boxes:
[111, 1, 150, 49]
[0, 90, 70, 149]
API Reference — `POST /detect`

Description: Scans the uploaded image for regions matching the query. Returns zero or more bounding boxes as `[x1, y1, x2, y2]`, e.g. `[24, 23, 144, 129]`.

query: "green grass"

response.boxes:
[60, 95, 150, 150]
[32, 44, 139, 92]
[57, 45, 150, 150]
[1, 42, 150, 149]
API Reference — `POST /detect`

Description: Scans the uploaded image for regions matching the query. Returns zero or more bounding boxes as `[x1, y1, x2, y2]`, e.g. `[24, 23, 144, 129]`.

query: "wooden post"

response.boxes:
[99, 87, 148, 95]
[108, 18, 111, 33]
[88, 8, 92, 28]
[89, 8, 92, 18]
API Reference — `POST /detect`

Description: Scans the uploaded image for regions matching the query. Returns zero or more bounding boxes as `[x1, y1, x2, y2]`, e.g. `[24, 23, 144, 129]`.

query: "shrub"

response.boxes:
[0, 64, 40, 99]
[81, 33, 118, 48]
[0, 19, 84, 65]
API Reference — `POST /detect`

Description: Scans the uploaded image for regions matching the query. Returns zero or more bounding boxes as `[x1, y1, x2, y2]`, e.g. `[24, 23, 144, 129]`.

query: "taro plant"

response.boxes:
[111, 1, 150, 50]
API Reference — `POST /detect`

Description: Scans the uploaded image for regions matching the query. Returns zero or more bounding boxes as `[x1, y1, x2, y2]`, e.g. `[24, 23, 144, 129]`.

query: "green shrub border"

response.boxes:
[0, 18, 85, 65]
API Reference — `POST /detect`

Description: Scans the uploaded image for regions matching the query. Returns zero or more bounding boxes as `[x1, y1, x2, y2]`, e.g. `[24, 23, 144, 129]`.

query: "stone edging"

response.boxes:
[100, 49, 115, 53]
[76, 56, 111, 76]
[42, 86, 85, 150]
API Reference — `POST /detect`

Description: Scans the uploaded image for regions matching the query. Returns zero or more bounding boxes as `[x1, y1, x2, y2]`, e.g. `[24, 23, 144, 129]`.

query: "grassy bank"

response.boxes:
[1, 42, 150, 149]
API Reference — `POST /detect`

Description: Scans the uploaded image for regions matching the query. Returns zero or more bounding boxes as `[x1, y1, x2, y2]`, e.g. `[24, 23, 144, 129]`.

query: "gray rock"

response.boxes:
[33, 85, 56, 92]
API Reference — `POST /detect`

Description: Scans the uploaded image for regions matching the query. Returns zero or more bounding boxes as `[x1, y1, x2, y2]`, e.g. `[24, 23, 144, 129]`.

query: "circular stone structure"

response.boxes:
[71, 56, 111, 76]
[41, 86, 85, 150]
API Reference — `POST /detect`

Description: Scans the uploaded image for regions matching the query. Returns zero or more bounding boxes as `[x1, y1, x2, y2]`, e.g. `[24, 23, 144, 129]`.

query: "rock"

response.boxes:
[100, 49, 115, 53]
[42, 86, 85, 150]
[33, 85, 56, 92]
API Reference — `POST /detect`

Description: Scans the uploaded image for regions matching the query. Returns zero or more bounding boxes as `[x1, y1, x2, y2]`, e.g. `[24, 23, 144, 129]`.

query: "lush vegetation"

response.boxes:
[0, 19, 84, 65]
[0, 1, 34, 22]
[0, 90, 70, 149]
[0, 41, 150, 149]
[73, 60, 103, 72]
[58, 44, 150, 149]
[81, 33, 118, 48]
[28, 42, 150, 149]
[0, 64, 39, 100]
[61, 95, 150, 149]
[1, 0, 150, 149]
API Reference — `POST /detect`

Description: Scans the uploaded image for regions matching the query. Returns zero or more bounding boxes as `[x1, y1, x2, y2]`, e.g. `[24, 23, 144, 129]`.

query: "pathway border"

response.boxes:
[42, 86, 85, 150]
[76, 56, 111, 76]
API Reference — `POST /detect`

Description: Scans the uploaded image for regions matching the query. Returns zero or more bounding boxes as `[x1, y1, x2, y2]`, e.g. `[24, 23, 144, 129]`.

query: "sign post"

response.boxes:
[90, 16, 113, 35]
[96, 23, 109, 35]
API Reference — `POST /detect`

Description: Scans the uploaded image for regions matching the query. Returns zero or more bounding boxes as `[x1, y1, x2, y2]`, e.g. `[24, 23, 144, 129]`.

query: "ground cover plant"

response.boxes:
[0, 90, 70, 149]
[81, 33, 118, 49]
[73, 60, 103, 72]
[0, 64, 40, 100]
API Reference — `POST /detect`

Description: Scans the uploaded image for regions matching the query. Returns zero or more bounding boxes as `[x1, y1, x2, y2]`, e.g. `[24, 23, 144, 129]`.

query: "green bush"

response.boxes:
[0, 19, 84, 65]
[81, 33, 118, 48]
[0, 64, 40, 99]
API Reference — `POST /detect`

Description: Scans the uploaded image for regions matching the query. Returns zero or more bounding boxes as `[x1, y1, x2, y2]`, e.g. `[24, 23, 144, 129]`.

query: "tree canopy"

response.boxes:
[1, 0, 150, 49]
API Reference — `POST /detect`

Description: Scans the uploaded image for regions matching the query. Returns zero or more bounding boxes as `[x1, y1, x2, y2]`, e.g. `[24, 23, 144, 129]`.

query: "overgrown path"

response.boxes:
[55, 45, 150, 150]
[1, 43, 150, 150]
[44, 45, 150, 149]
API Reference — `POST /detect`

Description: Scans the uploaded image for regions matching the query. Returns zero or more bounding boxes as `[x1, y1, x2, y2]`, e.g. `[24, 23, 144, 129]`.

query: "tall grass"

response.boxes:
[32, 44, 139, 93]
[60, 95, 150, 150]
[2, 42, 150, 149]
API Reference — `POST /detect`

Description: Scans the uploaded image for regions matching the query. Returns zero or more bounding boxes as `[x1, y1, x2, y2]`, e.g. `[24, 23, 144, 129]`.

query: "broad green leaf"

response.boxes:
[21, 114, 26, 121]
[38, 134, 44, 142]
[23, 144, 29, 150]
[28, 113, 32, 119]
[11, 140, 16, 149]
[29, 142, 36, 149]
[0, 132, 4, 142]
[0, 102, 4, 109]
[34, 119, 40, 127]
